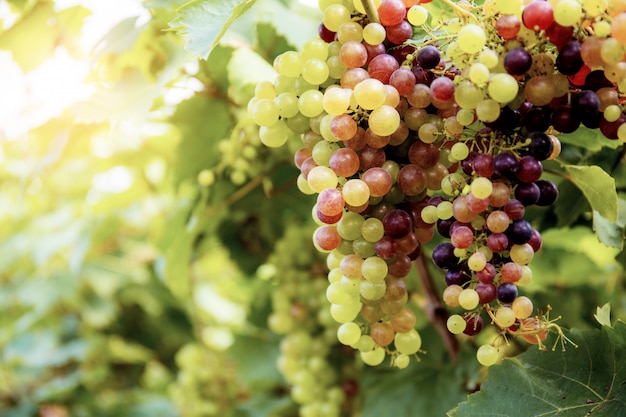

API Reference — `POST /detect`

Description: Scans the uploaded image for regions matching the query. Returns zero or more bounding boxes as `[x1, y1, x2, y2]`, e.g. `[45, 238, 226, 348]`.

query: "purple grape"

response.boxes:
[417, 45, 441, 70]
[486, 106, 521, 132]
[551, 105, 580, 133]
[584, 70, 612, 91]
[494, 152, 519, 177]
[556, 41, 583, 75]
[461, 151, 478, 175]
[506, 219, 534, 244]
[497, 283, 518, 303]
[383, 209, 413, 239]
[375, 235, 396, 259]
[476, 283, 497, 303]
[572, 90, 601, 128]
[436, 218, 454, 238]
[516, 156, 543, 183]
[521, 131, 554, 161]
[463, 314, 483, 336]
[432, 242, 458, 270]
[504, 199, 526, 220]
[535, 179, 559, 206]
[412, 64, 434, 85]
[522, 106, 552, 132]
[600, 113, 626, 140]
[445, 265, 471, 286]
[515, 182, 541, 206]
[504, 48, 533, 75]
[473, 153, 495, 177]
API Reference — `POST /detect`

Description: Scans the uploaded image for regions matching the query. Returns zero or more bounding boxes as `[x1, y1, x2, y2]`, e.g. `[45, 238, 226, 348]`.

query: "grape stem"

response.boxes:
[415, 251, 460, 362]
[438, 0, 479, 24]
[359, 0, 380, 24]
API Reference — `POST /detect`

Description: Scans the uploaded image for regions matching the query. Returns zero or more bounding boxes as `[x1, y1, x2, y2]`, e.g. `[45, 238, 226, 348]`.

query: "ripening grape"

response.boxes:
[457, 24, 487, 54]
[512, 296, 534, 319]
[369, 105, 401, 136]
[494, 306, 516, 328]
[394, 329, 422, 355]
[458, 288, 480, 310]
[488, 73, 519, 104]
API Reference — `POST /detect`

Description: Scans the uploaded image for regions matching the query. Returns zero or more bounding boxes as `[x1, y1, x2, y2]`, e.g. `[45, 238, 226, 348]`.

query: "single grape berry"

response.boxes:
[417, 45, 441, 70]
[504, 48, 533, 75]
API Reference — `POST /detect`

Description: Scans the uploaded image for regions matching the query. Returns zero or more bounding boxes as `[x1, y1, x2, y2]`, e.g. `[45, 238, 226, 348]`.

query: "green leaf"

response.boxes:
[593, 198, 626, 249]
[169, 0, 258, 59]
[558, 126, 623, 152]
[564, 164, 618, 223]
[595, 303, 612, 327]
[450, 321, 626, 417]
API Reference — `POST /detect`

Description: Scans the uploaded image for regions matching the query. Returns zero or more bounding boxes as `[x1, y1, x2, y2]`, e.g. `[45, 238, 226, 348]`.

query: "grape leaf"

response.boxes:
[593, 198, 626, 249]
[564, 164, 618, 223]
[168, 0, 258, 59]
[558, 127, 623, 152]
[449, 321, 626, 417]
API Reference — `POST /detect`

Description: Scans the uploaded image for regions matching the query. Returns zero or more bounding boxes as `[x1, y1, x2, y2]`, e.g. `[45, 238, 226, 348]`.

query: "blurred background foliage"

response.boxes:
[0, 0, 624, 416]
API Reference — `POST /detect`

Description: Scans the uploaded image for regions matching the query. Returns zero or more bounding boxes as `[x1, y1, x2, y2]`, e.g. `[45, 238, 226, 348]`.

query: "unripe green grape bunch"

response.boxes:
[249, 0, 626, 367]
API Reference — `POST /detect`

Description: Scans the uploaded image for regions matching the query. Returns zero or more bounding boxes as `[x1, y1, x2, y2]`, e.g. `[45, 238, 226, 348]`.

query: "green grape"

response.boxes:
[457, 24, 486, 54]
[469, 62, 490, 85]
[488, 73, 519, 104]
[494, 306, 516, 328]
[436, 201, 454, 220]
[337, 212, 364, 240]
[450, 142, 470, 161]
[446, 314, 467, 334]
[369, 105, 400, 136]
[297, 173, 315, 195]
[326, 281, 350, 304]
[337, 21, 363, 43]
[361, 217, 385, 242]
[470, 176, 493, 199]
[259, 120, 290, 147]
[255, 80, 276, 99]
[495, 0, 522, 14]
[353, 78, 386, 110]
[361, 256, 388, 283]
[352, 334, 376, 351]
[554, 0, 583, 26]
[298, 90, 324, 118]
[252, 98, 280, 127]
[307, 166, 338, 192]
[476, 344, 499, 366]
[275, 92, 300, 118]
[322, 4, 352, 32]
[509, 243, 534, 265]
[407, 5, 429, 26]
[342, 179, 370, 206]
[394, 353, 411, 369]
[312, 140, 340, 166]
[275, 51, 303, 77]
[478, 49, 499, 69]
[363, 22, 386, 45]
[302, 58, 330, 86]
[421, 205, 439, 224]
[337, 322, 361, 345]
[394, 329, 422, 355]
[475, 99, 500, 122]
[330, 301, 361, 323]
[360, 346, 386, 366]
[360, 281, 386, 301]
[458, 288, 480, 310]
[456, 108, 475, 126]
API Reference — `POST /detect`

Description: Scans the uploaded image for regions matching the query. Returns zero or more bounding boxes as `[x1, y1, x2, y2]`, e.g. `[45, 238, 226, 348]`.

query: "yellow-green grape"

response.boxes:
[494, 306, 516, 328]
[488, 73, 519, 104]
[340, 275, 360, 295]
[407, 5, 429, 26]
[478, 49, 500, 69]
[360, 346, 386, 366]
[342, 179, 370, 206]
[468, 252, 487, 272]
[361, 256, 388, 283]
[450, 142, 470, 161]
[554, 0, 583, 26]
[394, 329, 422, 355]
[275, 51, 303, 77]
[476, 99, 501, 122]
[252, 98, 280, 126]
[360, 281, 386, 301]
[327, 55, 347, 79]
[337, 322, 361, 345]
[512, 296, 534, 319]
[476, 344, 499, 366]
[455, 80, 483, 110]
[275, 92, 300, 118]
[274, 74, 297, 94]
[330, 301, 361, 323]
[582, 0, 608, 17]
[593, 20, 611, 38]
[361, 217, 384, 242]
[297, 174, 315, 195]
[323, 87, 352, 116]
[600, 38, 625, 65]
[458, 288, 480, 310]
[326, 281, 350, 304]
[447, 314, 467, 334]
[353, 78, 386, 110]
[470, 176, 493, 199]
[307, 166, 338, 192]
[197, 169, 215, 187]
[394, 354, 411, 369]
[469, 62, 490, 85]
[363, 22, 386, 45]
[351, 334, 376, 351]
[337, 21, 364, 43]
[518, 265, 533, 286]
[260, 119, 290, 147]
[255, 80, 277, 99]
[437, 201, 454, 220]
[369, 105, 400, 136]
[323, 4, 352, 32]
[302, 58, 330, 86]
[302, 37, 329, 61]
[298, 90, 324, 118]
[509, 243, 534, 265]
[495, 0, 522, 14]
[457, 24, 487, 54]
[421, 205, 438, 224]
[618, 123, 626, 142]
[268, 312, 294, 334]
[456, 108, 475, 126]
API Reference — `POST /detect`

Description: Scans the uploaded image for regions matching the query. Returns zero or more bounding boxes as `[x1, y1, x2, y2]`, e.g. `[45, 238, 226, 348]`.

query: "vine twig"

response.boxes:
[415, 250, 461, 362]
[439, 0, 479, 24]
[360, 0, 380, 24]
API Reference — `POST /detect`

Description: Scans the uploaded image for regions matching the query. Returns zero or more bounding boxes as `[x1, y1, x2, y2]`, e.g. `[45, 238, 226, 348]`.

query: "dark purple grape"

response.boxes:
[417, 45, 441, 70]
[432, 242, 458, 269]
[473, 153, 495, 177]
[572, 90, 601, 128]
[556, 41, 583, 75]
[535, 179, 559, 206]
[584, 70, 612, 91]
[486, 106, 521, 132]
[528, 229, 542, 252]
[497, 283, 518, 303]
[411, 64, 434, 85]
[445, 265, 471, 286]
[463, 314, 483, 336]
[516, 156, 543, 183]
[506, 219, 534, 244]
[522, 106, 552, 132]
[476, 283, 497, 303]
[504, 48, 533, 75]
[504, 199, 525, 220]
[494, 152, 519, 177]
[521, 131, 554, 161]
[318, 23, 336, 43]
[383, 209, 413, 238]
[461, 151, 478, 175]
[515, 182, 541, 206]
[436, 218, 454, 238]
[551, 105, 580, 133]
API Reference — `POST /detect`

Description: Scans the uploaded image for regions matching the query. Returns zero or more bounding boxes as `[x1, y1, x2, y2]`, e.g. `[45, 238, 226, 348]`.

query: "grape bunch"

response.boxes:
[259, 224, 359, 417]
[248, 0, 625, 367]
